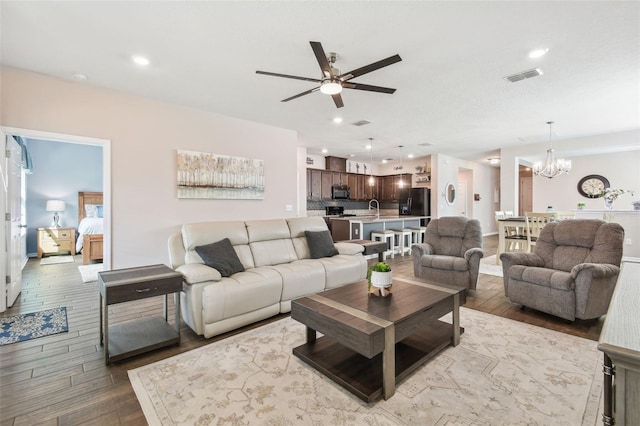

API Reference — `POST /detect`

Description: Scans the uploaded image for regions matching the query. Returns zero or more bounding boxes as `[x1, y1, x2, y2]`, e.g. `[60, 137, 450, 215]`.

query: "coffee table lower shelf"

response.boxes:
[293, 319, 460, 402]
[106, 317, 180, 363]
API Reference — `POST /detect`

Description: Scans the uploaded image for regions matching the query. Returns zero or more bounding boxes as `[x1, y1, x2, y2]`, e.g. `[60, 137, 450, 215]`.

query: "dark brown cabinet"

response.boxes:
[306, 169, 404, 201]
[307, 169, 322, 200]
[380, 174, 412, 201]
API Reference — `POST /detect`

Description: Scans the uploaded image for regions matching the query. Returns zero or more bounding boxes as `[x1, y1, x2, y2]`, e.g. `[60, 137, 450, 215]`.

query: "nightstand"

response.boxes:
[37, 227, 76, 258]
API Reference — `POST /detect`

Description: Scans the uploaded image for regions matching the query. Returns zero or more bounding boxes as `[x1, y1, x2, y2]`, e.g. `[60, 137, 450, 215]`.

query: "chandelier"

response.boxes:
[533, 121, 571, 178]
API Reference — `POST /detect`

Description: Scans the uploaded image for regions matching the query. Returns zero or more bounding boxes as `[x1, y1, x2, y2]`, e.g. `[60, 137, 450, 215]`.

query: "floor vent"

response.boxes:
[351, 120, 371, 126]
[504, 68, 543, 83]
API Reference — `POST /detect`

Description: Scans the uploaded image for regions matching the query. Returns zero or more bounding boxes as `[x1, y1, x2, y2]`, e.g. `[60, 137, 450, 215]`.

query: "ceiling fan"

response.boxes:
[256, 41, 402, 108]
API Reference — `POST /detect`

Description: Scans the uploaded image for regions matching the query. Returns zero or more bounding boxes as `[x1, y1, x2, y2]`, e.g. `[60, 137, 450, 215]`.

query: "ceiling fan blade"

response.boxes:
[282, 87, 320, 102]
[256, 71, 321, 83]
[331, 93, 344, 108]
[340, 54, 402, 80]
[310, 41, 333, 78]
[342, 82, 396, 94]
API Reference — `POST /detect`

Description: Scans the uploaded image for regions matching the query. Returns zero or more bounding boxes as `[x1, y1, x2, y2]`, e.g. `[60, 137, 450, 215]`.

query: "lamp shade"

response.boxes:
[46, 200, 66, 212]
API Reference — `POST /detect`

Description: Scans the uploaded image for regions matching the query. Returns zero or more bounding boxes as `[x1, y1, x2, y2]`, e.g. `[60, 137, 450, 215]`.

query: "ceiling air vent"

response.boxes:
[503, 68, 543, 83]
[351, 120, 371, 127]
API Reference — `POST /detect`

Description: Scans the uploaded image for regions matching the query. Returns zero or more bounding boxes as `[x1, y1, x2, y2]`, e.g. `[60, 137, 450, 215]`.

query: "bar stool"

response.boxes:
[409, 226, 426, 245]
[391, 228, 413, 256]
[371, 230, 395, 260]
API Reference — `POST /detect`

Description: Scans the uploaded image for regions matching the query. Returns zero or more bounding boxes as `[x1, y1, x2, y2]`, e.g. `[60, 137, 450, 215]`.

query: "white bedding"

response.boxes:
[76, 217, 104, 252]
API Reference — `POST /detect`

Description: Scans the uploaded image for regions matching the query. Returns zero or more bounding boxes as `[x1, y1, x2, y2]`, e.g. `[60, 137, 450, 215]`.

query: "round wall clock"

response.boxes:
[577, 174, 610, 198]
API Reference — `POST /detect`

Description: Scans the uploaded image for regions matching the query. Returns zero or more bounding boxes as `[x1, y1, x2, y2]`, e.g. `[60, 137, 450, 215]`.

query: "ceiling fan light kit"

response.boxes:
[320, 80, 342, 95]
[256, 41, 402, 108]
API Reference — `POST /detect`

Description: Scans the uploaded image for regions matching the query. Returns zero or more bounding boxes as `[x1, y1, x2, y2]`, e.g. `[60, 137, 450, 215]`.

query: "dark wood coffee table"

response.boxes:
[291, 276, 464, 402]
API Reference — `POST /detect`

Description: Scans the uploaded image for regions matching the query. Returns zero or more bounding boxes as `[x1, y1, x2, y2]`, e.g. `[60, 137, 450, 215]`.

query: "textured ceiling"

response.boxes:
[1, 1, 639, 164]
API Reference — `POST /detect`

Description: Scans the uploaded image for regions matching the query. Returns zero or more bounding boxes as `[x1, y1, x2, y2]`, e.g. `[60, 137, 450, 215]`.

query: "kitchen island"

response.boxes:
[330, 216, 430, 241]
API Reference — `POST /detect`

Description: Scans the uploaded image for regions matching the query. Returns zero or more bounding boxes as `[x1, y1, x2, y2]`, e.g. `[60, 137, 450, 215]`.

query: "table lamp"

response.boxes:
[46, 200, 66, 228]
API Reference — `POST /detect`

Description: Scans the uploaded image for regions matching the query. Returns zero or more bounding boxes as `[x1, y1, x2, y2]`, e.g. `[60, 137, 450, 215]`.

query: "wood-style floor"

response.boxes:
[0, 235, 604, 425]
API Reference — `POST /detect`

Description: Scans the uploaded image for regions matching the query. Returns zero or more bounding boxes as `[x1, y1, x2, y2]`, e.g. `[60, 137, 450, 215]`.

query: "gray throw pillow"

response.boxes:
[195, 238, 245, 277]
[305, 230, 339, 259]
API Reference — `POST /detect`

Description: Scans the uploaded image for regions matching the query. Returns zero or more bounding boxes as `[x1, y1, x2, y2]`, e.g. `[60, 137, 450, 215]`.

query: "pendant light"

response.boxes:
[398, 145, 405, 188]
[533, 121, 572, 178]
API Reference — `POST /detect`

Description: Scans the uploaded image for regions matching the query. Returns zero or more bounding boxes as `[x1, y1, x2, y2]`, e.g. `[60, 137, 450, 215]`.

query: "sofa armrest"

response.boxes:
[176, 263, 222, 284]
[334, 242, 365, 256]
[571, 263, 620, 280]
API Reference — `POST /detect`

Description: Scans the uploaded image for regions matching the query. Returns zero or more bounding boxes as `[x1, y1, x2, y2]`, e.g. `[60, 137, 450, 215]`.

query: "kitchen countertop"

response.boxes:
[329, 215, 429, 223]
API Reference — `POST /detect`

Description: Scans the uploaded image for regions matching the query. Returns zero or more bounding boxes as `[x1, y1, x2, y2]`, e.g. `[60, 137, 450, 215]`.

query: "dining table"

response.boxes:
[496, 217, 528, 264]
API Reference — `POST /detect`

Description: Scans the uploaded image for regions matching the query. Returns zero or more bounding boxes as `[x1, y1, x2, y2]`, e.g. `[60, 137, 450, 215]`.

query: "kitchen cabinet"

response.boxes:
[365, 176, 379, 200]
[380, 174, 412, 201]
[307, 169, 322, 200]
[321, 172, 333, 200]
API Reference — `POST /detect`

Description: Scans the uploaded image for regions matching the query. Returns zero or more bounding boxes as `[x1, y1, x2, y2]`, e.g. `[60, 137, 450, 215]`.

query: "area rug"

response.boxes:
[77, 263, 103, 283]
[39, 255, 74, 266]
[479, 254, 503, 277]
[0, 307, 68, 346]
[129, 308, 602, 425]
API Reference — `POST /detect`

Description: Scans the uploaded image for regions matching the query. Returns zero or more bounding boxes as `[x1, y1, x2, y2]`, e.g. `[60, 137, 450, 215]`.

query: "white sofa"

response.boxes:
[168, 217, 368, 338]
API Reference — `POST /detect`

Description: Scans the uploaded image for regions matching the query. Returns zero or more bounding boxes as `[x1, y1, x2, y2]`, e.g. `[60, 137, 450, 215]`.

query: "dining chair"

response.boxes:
[495, 211, 526, 252]
[524, 212, 556, 252]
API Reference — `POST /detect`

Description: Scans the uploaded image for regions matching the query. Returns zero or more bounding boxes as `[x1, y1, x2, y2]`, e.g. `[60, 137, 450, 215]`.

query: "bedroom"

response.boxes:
[25, 138, 104, 267]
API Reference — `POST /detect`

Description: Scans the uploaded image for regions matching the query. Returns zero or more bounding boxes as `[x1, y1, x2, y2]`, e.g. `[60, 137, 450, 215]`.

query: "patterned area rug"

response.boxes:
[77, 263, 103, 283]
[129, 308, 602, 425]
[0, 307, 69, 346]
[40, 255, 74, 266]
[479, 254, 503, 277]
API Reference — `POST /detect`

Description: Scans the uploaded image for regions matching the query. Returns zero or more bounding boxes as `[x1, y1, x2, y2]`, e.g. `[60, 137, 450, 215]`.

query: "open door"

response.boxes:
[0, 129, 6, 313]
[6, 135, 23, 307]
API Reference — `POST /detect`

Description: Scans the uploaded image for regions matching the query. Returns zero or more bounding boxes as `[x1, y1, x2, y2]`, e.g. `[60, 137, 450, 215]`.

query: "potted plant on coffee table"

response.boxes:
[367, 261, 393, 297]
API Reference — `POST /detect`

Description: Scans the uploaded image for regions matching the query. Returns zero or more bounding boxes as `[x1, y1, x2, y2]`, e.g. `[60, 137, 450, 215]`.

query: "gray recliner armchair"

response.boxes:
[500, 219, 624, 321]
[412, 216, 484, 290]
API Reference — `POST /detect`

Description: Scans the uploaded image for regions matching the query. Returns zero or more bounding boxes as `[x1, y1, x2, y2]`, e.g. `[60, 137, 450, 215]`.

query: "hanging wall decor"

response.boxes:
[177, 150, 265, 200]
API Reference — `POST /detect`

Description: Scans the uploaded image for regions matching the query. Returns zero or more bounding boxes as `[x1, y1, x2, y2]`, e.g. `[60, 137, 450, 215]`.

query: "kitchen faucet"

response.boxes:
[368, 199, 380, 219]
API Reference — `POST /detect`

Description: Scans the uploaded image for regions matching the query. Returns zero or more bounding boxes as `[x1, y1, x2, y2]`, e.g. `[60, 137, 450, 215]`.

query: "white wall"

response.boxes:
[434, 153, 499, 235]
[500, 130, 640, 213]
[1, 67, 298, 268]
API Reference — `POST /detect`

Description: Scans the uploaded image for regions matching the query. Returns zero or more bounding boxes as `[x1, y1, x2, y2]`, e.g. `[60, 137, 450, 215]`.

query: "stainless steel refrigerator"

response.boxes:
[399, 188, 431, 221]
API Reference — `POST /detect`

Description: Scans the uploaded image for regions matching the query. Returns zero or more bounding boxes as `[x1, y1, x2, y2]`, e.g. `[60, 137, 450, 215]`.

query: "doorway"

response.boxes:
[1, 127, 111, 313]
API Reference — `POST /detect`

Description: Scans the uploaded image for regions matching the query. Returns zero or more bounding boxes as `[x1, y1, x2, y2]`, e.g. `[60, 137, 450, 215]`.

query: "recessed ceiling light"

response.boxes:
[366, 144, 372, 150]
[382, 159, 388, 164]
[488, 157, 501, 165]
[72, 73, 87, 81]
[321, 148, 328, 154]
[132, 55, 150, 66]
[333, 117, 343, 124]
[528, 48, 549, 59]
[349, 154, 355, 157]
[408, 154, 414, 158]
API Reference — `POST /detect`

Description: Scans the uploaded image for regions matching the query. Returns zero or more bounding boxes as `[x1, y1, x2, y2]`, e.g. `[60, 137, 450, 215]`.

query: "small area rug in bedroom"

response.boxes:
[128, 307, 602, 425]
[77, 263, 103, 283]
[40, 255, 74, 266]
[0, 307, 68, 346]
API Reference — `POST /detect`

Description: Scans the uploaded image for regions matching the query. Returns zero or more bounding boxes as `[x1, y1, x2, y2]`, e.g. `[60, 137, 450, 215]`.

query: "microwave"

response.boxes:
[331, 185, 350, 199]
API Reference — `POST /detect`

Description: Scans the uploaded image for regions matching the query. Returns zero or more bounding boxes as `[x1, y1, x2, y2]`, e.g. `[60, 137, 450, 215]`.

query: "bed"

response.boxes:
[77, 191, 104, 265]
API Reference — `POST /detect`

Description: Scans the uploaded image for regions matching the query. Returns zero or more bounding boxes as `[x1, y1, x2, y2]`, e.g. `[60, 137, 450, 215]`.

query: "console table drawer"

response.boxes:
[104, 276, 182, 304]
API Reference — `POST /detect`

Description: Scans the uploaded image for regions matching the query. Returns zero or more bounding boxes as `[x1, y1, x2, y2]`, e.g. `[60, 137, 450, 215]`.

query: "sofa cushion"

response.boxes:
[176, 263, 221, 284]
[305, 230, 338, 259]
[419, 254, 470, 272]
[195, 238, 245, 277]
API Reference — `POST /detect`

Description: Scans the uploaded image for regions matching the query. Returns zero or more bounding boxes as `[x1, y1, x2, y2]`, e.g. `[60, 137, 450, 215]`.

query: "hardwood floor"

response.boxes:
[0, 235, 604, 425]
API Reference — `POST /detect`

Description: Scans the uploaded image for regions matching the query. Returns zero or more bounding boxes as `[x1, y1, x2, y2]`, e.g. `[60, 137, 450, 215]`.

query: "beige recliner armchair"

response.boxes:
[500, 219, 624, 321]
[412, 216, 484, 290]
